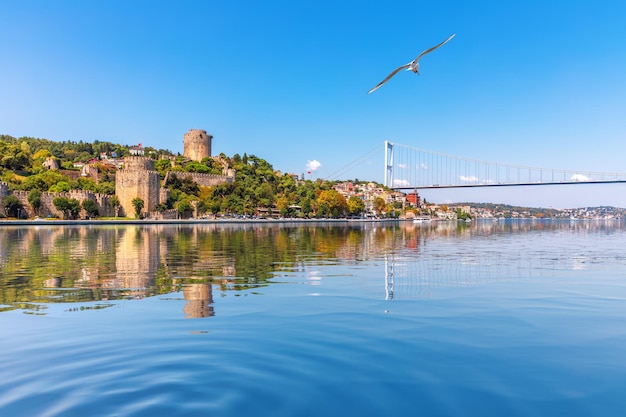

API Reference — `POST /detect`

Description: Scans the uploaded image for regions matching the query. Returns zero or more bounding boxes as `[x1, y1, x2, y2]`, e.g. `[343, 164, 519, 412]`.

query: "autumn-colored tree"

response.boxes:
[373, 197, 386, 216]
[317, 190, 348, 218]
[347, 196, 365, 216]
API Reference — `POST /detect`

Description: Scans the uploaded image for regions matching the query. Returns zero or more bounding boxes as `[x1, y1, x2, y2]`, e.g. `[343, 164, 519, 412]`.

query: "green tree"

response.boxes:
[255, 182, 275, 208]
[196, 200, 209, 216]
[19, 175, 48, 191]
[96, 181, 115, 195]
[38, 170, 70, 190]
[221, 194, 242, 214]
[27, 189, 42, 215]
[177, 199, 193, 218]
[67, 198, 82, 220]
[132, 197, 145, 219]
[52, 197, 80, 219]
[185, 161, 211, 174]
[109, 195, 120, 218]
[155, 159, 173, 177]
[77, 177, 97, 191]
[179, 176, 200, 195]
[165, 173, 200, 196]
[32, 149, 52, 160]
[3, 195, 22, 218]
[81, 199, 99, 218]
[0, 142, 30, 170]
[277, 174, 297, 195]
[456, 208, 471, 220]
[49, 181, 70, 193]
[53, 196, 70, 219]
[209, 197, 222, 214]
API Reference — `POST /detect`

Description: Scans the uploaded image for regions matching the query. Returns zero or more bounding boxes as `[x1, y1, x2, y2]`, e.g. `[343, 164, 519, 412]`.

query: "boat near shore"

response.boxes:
[413, 216, 432, 224]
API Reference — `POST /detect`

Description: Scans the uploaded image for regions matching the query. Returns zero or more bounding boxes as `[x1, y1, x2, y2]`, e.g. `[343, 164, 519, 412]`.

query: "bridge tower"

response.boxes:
[384, 141, 394, 188]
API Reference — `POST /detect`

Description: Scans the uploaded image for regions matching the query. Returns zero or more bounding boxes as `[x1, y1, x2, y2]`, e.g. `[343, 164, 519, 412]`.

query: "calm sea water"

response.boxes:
[1, 220, 626, 417]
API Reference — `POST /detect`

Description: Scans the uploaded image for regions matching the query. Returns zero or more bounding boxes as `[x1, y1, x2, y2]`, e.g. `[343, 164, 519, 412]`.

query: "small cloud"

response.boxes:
[306, 160, 321, 172]
[460, 175, 479, 182]
[397, 163, 408, 169]
[393, 179, 410, 187]
[420, 163, 429, 170]
[571, 174, 591, 182]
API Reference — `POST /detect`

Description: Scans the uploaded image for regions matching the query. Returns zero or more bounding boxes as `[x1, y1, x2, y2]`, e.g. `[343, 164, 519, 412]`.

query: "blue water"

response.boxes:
[1, 221, 626, 416]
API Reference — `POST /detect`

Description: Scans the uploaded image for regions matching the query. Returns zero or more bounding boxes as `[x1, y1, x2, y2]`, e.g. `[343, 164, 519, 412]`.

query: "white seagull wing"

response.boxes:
[413, 33, 456, 63]
[368, 63, 411, 94]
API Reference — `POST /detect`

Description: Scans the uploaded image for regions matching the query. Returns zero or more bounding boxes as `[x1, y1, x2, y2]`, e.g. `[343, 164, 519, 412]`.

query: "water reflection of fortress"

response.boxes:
[113, 226, 227, 318]
[30, 226, 227, 318]
[1, 220, 617, 315]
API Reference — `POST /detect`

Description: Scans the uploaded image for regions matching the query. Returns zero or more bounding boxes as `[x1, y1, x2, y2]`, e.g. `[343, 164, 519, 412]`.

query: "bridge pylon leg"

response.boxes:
[384, 141, 394, 188]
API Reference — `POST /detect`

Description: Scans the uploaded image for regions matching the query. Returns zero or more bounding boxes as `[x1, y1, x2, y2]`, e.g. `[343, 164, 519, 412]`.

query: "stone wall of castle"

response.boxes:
[0, 183, 9, 216]
[183, 129, 212, 161]
[164, 170, 235, 188]
[0, 182, 114, 218]
[115, 157, 161, 218]
[0, 129, 228, 220]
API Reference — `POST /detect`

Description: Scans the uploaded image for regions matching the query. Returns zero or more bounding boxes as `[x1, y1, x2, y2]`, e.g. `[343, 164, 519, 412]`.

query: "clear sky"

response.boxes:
[2, 1, 626, 208]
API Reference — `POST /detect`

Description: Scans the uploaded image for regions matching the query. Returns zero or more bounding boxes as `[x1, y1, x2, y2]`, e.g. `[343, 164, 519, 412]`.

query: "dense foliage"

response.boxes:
[0, 134, 387, 218]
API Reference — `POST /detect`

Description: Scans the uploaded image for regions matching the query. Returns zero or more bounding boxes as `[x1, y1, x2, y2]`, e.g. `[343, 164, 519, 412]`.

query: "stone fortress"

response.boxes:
[0, 129, 235, 219]
[115, 156, 162, 216]
[116, 128, 235, 218]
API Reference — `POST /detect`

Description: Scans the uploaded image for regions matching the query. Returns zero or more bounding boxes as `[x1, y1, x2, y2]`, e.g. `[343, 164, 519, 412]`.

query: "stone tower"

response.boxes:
[183, 129, 212, 161]
[115, 157, 160, 218]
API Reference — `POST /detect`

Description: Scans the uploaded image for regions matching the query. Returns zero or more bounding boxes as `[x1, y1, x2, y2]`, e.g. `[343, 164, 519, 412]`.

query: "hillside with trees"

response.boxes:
[0, 134, 394, 219]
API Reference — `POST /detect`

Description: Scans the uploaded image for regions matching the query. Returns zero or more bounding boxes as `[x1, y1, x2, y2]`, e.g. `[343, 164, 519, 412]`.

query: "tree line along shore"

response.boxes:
[0, 134, 413, 220]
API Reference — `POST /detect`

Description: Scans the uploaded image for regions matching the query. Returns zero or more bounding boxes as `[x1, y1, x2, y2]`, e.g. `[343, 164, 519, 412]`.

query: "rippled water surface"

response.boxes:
[2, 220, 626, 416]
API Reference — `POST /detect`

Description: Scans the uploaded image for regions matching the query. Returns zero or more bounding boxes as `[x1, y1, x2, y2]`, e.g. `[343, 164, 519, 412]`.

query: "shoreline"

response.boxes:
[0, 218, 405, 226]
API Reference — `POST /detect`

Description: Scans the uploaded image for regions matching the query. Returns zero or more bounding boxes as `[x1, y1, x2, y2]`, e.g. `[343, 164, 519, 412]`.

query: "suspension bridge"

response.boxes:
[382, 141, 626, 190]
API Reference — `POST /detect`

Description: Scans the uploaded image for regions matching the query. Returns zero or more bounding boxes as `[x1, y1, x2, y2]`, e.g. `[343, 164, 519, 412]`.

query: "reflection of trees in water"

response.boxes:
[0, 220, 623, 313]
[0, 224, 400, 311]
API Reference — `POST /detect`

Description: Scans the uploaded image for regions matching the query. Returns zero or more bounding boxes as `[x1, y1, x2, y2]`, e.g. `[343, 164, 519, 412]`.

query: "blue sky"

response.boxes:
[2, 1, 626, 208]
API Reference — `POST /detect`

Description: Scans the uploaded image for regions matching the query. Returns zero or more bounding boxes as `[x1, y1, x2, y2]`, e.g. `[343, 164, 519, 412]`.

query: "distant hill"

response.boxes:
[454, 202, 625, 218]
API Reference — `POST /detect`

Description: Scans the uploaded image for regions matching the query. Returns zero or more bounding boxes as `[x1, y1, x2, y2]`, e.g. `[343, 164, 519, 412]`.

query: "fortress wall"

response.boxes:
[0, 183, 113, 218]
[0, 183, 9, 216]
[169, 171, 234, 187]
[147, 208, 178, 220]
[1, 129, 223, 219]
[160, 188, 170, 205]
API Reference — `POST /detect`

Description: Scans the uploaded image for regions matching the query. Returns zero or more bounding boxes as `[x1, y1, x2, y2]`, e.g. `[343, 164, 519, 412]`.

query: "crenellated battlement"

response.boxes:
[1, 183, 115, 219]
[121, 156, 155, 171]
[116, 168, 160, 217]
[164, 171, 234, 188]
[1, 128, 228, 219]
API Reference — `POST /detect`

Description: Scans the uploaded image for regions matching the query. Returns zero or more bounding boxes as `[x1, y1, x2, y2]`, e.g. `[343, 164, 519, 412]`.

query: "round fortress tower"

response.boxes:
[183, 129, 212, 161]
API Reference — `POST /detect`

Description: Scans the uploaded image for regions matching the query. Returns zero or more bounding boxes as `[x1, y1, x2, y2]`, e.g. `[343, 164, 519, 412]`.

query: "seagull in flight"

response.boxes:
[368, 33, 456, 94]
